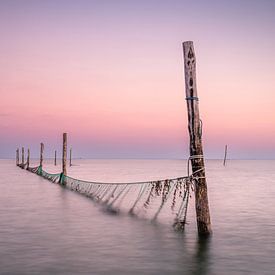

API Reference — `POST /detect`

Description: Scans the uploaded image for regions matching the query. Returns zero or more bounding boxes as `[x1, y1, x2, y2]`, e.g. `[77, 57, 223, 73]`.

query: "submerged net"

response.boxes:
[27, 166, 40, 174]
[64, 175, 191, 228]
[18, 164, 193, 229]
[18, 162, 28, 169]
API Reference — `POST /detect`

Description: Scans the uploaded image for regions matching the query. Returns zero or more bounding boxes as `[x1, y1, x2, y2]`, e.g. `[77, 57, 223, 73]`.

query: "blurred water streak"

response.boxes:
[0, 159, 275, 275]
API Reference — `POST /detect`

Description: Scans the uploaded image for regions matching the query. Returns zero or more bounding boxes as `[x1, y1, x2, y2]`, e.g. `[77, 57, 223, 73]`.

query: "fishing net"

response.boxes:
[18, 162, 28, 169]
[18, 164, 194, 229]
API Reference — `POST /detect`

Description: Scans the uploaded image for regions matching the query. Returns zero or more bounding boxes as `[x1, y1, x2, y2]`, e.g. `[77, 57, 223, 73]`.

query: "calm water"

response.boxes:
[0, 159, 275, 275]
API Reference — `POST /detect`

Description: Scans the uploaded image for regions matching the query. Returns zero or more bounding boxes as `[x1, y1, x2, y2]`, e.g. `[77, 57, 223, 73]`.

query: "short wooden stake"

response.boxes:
[54, 150, 57, 166]
[223, 145, 228, 166]
[183, 41, 212, 236]
[27, 149, 30, 169]
[70, 148, 72, 167]
[40, 143, 44, 167]
[22, 147, 25, 164]
[16, 148, 19, 166]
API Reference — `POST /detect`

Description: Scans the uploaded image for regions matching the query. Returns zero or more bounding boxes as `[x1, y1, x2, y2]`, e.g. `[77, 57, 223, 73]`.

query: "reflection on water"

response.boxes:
[0, 159, 275, 274]
[194, 237, 211, 275]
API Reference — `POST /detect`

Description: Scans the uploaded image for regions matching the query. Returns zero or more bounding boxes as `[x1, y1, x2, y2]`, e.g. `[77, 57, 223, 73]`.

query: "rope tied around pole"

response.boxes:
[185, 96, 199, 101]
[187, 155, 206, 190]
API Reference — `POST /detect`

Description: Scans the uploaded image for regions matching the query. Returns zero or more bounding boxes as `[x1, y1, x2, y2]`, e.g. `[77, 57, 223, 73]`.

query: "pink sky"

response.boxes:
[1, 0, 275, 159]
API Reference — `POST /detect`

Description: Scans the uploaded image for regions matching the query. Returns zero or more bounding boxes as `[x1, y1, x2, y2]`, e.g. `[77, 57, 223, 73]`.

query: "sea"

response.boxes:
[0, 159, 275, 275]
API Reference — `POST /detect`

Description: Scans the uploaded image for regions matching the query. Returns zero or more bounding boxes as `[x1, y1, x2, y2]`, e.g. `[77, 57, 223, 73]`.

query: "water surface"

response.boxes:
[0, 159, 275, 274]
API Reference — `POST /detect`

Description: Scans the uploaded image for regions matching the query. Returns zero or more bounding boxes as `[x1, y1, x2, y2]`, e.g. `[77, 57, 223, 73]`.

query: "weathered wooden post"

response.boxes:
[37, 143, 44, 175]
[223, 145, 228, 166]
[183, 41, 212, 236]
[16, 148, 19, 166]
[40, 143, 44, 167]
[59, 133, 67, 184]
[27, 148, 30, 169]
[70, 148, 72, 166]
[54, 150, 57, 166]
[21, 147, 25, 165]
[63, 133, 67, 176]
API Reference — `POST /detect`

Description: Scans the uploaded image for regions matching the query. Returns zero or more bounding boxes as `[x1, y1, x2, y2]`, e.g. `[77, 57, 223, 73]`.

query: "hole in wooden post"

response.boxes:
[188, 49, 194, 59]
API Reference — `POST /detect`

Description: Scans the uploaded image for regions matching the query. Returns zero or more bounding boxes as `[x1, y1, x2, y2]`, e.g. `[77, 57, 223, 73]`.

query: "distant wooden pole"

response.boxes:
[223, 145, 228, 166]
[22, 147, 24, 164]
[16, 148, 19, 166]
[183, 41, 212, 236]
[70, 148, 72, 166]
[63, 133, 67, 175]
[54, 150, 57, 166]
[40, 143, 44, 167]
[27, 148, 30, 169]
[60, 133, 67, 184]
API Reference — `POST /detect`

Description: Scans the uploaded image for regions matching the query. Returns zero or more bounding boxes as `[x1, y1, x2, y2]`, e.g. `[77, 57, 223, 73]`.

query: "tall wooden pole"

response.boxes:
[54, 150, 57, 166]
[223, 145, 228, 166]
[40, 143, 44, 167]
[70, 148, 72, 167]
[22, 147, 24, 164]
[62, 133, 67, 177]
[183, 41, 212, 236]
[27, 148, 30, 169]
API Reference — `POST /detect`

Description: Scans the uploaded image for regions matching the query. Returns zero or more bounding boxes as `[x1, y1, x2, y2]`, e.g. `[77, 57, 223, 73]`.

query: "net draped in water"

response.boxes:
[19, 162, 192, 228]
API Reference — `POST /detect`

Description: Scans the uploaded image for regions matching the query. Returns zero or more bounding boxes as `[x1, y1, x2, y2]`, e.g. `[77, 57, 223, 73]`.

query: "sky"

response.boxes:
[0, 0, 275, 159]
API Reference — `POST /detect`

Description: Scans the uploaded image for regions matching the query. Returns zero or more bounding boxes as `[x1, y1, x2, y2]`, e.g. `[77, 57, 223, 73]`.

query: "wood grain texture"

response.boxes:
[183, 41, 212, 236]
